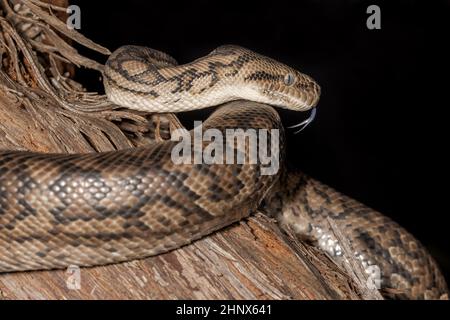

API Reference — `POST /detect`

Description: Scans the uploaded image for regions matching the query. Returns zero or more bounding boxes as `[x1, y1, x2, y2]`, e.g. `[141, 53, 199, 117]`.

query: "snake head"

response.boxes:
[224, 46, 321, 111]
[249, 65, 321, 111]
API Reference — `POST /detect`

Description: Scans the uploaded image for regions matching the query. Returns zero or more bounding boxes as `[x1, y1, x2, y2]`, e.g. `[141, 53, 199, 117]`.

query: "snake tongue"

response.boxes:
[287, 108, 317, 133]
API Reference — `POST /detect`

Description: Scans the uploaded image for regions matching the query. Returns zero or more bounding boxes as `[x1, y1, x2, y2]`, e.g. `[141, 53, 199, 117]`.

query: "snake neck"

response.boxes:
[103, 45, 320, 113]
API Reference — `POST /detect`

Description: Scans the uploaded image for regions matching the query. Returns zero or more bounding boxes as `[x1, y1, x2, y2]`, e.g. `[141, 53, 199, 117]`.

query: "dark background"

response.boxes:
[70, 0, 450, 281]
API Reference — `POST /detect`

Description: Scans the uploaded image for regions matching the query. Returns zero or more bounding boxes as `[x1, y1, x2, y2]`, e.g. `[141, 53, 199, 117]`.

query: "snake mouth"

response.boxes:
[261, 87, 318, 111]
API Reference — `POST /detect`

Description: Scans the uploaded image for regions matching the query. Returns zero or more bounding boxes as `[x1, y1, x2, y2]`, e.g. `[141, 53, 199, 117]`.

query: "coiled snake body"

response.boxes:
[0, 45, 447, 299]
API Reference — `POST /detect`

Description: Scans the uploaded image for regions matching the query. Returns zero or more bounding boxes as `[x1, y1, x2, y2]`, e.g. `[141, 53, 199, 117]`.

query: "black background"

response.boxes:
[70, 0, 450, 281]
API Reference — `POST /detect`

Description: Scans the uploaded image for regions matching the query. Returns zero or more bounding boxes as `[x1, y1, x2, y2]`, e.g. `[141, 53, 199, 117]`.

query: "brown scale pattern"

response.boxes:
[103, 45, 321, 112]
[0, 102, 282, 273]
[262, 169, 448, 299]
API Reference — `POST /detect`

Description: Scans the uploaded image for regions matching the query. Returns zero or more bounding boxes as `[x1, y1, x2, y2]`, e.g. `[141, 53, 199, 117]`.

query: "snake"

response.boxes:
[0, 45, 447, 299]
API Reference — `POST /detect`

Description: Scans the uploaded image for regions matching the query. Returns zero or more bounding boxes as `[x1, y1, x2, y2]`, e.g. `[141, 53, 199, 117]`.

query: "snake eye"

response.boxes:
[284, 73, 295, 86]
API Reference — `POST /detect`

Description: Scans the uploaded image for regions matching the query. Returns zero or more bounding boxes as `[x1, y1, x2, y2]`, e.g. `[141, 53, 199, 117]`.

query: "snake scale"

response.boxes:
[0, 45, 447, 299]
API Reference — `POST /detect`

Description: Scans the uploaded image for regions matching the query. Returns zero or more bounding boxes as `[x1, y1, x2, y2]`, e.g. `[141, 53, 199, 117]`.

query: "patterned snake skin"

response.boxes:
[0, 45, 447, 299]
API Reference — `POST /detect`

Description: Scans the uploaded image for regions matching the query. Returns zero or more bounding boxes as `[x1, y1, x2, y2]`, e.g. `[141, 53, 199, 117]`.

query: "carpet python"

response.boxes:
[0, 45, 447, 299]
